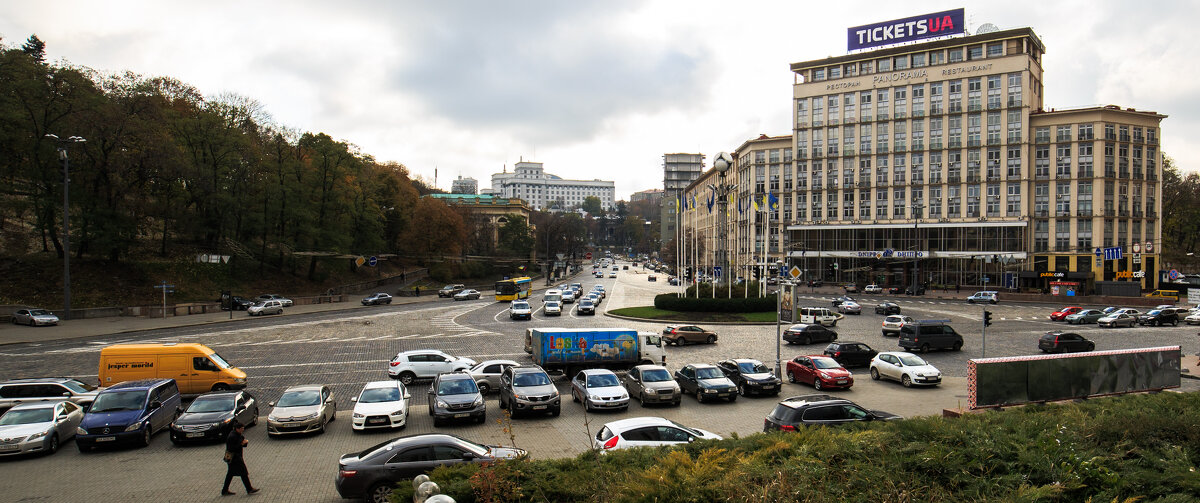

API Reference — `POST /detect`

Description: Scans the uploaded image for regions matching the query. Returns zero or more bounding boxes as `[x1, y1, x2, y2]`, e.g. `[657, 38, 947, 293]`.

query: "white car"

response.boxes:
[863, 284, 883, 294]
[562, 290, 577, 304]
[593, 416, 722, 451]
[965, 291, 998, 304]
[387, 350, 476, 384]
[350, 381, 410, 431]
[509, 301, 532, 320]
[0, 401, 84, 456]
[10, 308, 59, 327]
[836, 301, 862, 315]
[870, 352, 942, 387]
[1185, 311, 1200, 325]
[247, 300, 284, 316]
[881, 315, 914, 336]
[609, 271, 618, 278]
[570, 369, 629, 412]
[543, 301, 562, 316]
[468, 359, 520, 394]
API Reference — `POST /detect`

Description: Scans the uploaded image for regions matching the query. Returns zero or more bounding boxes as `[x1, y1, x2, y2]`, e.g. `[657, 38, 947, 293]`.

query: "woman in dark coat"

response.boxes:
[222, 421, 259, 495]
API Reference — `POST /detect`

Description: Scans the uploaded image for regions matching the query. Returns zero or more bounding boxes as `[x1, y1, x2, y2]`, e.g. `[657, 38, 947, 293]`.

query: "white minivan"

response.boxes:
[798, 307, 839, 327]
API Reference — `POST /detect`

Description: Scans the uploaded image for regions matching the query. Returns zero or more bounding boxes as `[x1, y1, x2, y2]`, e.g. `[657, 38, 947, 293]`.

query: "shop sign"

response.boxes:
[1039, 272, 1065, 278]
[848, 8, 965, 51]
[1114, 271, 1146, 279]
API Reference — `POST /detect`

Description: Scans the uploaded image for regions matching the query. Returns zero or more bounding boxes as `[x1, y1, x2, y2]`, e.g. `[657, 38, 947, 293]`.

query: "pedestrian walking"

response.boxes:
[222, 421, 259, 496]
[414, 285, 420, 296]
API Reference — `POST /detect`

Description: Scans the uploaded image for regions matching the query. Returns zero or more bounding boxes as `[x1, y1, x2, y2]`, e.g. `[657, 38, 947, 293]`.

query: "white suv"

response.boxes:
[881, 315, 915, 337]
[387, 350, 476, 385]
[966, 291, 998, 304]
[863, 284, 883, 294]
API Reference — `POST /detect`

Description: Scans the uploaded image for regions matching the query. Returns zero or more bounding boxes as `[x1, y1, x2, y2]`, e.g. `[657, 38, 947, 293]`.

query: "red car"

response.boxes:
[1049, 306, 1084, 321]
[785, 355, 854, 391]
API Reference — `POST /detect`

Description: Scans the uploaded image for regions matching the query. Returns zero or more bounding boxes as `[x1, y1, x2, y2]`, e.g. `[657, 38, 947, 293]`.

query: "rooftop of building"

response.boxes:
[789, 27, 1045, 72]
[1030, 104, 1167, 120]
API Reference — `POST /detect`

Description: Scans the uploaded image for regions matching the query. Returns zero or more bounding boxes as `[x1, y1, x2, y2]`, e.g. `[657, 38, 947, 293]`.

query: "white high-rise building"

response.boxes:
[486, 161, 616, 211]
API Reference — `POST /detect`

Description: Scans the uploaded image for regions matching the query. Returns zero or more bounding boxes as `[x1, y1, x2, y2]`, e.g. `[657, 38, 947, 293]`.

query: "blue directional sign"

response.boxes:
[368, 256, 378, 267]
[1103, 247, 1123, 261]
[713, 266, 723, 278]
[1094, 247, 1102, 257]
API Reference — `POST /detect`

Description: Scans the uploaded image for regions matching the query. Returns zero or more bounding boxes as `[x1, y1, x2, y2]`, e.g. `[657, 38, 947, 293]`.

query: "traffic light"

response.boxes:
[983, 310, 993, 327]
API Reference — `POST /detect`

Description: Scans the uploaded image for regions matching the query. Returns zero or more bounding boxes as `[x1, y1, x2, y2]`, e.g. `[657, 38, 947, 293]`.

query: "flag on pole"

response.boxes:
[768, 192, 779, 210]
[706, 190, 714, 213]
[752, 196, 759, 212]
[737, 197, 744, 215]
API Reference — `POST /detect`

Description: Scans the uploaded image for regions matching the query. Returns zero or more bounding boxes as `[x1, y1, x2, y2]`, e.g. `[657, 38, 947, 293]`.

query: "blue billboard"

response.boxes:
[848, 8, 965, 51]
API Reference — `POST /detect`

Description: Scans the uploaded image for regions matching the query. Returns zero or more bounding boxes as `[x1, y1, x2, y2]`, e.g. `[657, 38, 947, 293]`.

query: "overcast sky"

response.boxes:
[3, 1, 1197, 199]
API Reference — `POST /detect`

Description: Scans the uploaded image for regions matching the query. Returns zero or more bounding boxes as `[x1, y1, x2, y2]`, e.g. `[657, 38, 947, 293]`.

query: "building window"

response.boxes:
[966, 184, 980, 217]
[1078, 142, 1094, 178]
[929, 50, 945, 65]
[893, 188, 906, 217]
[1055, 220, 1070, 251]
[948, 186, 961, 218]
[930, 186, 942, 217]
[1006, 184, 1021, 215]
[1077, 219, 1092, 251]
[877, 58, 891, 72]
[929, 152, 943, 184]
[894, 55, 908, 70]
[1056, 145, 1072, 177]
[1078, 182, 1093, 215]
[987, 43, 1003, 57]
[912, 53, 926, 67]
[1007, 73, 1022, 106]
[1078, 123, 1094, 140]
[948, 80, 962, 113]
[968, 45, 983, 60]
[1034, 219, 1049, 252]
[1035, 146, 1050, 178]
[949, 48, 963, 62]
[1034, 182, 1049, 216]
[986, 184, 1000, 216]
[1056, 184, 1071, 214]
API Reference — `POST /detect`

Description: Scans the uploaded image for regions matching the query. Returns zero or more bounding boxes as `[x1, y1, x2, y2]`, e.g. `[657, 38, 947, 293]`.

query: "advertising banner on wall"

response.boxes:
[848, 8, 965, 51]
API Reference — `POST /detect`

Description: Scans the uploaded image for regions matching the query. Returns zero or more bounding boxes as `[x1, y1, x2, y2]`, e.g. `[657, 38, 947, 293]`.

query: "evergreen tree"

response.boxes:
[21, 34, 45, 63]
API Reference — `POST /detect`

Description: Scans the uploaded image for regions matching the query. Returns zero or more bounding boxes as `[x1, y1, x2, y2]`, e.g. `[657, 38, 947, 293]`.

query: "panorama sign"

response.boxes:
[848, 8, 965, 51]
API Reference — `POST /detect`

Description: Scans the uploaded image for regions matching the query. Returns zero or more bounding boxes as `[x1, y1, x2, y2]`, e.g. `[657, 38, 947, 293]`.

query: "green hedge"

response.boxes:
[654, 293, 776, 313]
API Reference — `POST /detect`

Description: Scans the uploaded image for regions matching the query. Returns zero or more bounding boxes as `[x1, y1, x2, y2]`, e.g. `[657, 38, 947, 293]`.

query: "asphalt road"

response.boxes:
[1, 264, 1196, 502]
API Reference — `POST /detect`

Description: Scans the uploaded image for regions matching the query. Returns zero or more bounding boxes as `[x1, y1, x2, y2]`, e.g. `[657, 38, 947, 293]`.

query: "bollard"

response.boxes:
[425, 495, 456, 503]
[415, 481, 440, 502]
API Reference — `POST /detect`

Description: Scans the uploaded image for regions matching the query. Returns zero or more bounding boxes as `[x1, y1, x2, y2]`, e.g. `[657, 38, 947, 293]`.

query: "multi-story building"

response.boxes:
[450, 176, 478, 195]
[679, 25, 1166, 295]
[662, 153, 705, 243]
[485, 161, 615, 211]
[631, 188, 664, 205]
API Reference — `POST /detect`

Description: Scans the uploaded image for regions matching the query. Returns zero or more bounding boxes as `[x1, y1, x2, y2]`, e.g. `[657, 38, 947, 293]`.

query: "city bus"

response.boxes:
[495, 276, 532, 302]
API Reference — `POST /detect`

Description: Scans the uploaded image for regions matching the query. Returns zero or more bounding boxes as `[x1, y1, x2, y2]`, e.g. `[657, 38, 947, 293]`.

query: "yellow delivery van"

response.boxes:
[98, 343, 247, 394]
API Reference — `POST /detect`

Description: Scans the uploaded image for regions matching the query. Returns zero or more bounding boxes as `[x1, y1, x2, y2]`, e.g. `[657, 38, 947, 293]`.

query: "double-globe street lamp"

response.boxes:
[710, 152, 736, 288]
[911, 203, 924, 295]
[44, 134, 86, 321]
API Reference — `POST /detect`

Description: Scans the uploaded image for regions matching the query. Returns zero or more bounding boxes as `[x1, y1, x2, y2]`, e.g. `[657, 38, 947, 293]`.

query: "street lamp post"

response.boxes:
[711, 152, 736, 288]
[912, 203, 924, 295]
[44, 134, 86, 321]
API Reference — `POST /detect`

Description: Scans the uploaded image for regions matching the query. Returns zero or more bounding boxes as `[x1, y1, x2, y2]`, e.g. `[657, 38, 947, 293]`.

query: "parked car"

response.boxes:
[427, 373, 485, 426]
[221, 296, 255, 311]
[577, 299, 597, 315]
[1137, 308, 1182, 327]
[257, 294, 293, 307]
[1049, 306, 1084, 321]
[785, 355, 853, 391]
[0, 401, 84, 456]
[361, 293, 392, 306]
[763, 394, 900, 431]
[467, 359, 519, 395]
[170, 390, 258, 444]
[509, 301, 533, 320]
[453, 289, 481, 301]
[662, 325, 718, 345]
[831, 295, 855, 307]
[870, 352, 942, 387]
[351, 381, 410, 432]
[782, 323, 838, 345]
[904, 285, 926, 296]
[1038, 332, 1096, 354]
[438, 284, 466, 298]
[1065, 309, 1106, 325]
[1098, 312, 1137, 328]
[674, 364, 737, 403]
[76, 378, 181, 451]
[11, 308, 60, 327]
[874, 302, 901, 315]
[267, 384, 336, 437]
[881, 314, 915, 336]
[387, 350, 476, 385]
[1186, 311, 1200, 325]
[863, 284, 883, 294]
[898, 322, 963, 353]
[543, 301, 562, 316]
[0, 377, 99, 415]
[570, 369, 630, 412]
[836, 301, 862, 315]
[966, 291, 998, 304]
[498, 365, 561, 417]
[887, 286, 902, 294]
[623, 365, 681, 406]
[593, 416, 721, 450]
[798, 307, 840, 327]
[843, 284, 858, 293]
[823, 341, 879, 367]
[336, 434, 525, 503]
[717, 359, 782, 396]
[247, 300, 284, 316]
[648, 275, 657, 282]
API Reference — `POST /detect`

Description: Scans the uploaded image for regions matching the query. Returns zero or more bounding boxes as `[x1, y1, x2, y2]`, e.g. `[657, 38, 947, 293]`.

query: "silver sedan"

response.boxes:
[267, 385, 336, 437]
[11, 309, 59, 327]
[0, 401, 84, 456]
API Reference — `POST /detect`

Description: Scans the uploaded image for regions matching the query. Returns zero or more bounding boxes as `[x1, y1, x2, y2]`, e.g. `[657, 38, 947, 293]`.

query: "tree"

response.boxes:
[400, 197, 465, 259]
[497, 214, 534, 257]
[21, 35, 45, 63]
[581, 195, 603, 215]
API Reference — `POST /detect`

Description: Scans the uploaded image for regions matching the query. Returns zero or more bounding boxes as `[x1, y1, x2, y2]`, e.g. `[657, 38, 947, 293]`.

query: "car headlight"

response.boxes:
[390, 409, 405, 417]
[436, 399, 449, 409]
[234, 378, 246, 384]
[472, 396, 483, 407]
[818, 372, 830, 380]
[76, 427, 88, 435]
[28, 430, 48, 440]
[618, 393, 628, 400]
[352, 413, 364, 419]
[704, 389, 717, 393]
[550, 389, 560, 398]
[125, 423, 143, 432]
[300, 412, 319, 421]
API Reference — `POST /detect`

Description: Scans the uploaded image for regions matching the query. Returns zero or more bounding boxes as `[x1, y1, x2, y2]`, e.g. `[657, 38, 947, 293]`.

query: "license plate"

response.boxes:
[96, 437, 116, 442]
[0, 445, 19, 452]
[837, 380, 848, 384]
[186, 432, 204, 438]
[532, 405, 546, 410]
[762, 385, 775, 390]
[368, 418, 385, 424]
[454, 413, 469, 418]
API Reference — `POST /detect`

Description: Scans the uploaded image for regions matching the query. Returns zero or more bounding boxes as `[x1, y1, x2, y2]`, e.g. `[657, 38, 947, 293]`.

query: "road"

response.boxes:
[1, 263, 1196, 501]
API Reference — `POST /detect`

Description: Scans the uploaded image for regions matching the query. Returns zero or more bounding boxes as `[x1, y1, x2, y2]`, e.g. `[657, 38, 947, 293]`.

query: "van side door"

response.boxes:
[161, 355, 191, 393]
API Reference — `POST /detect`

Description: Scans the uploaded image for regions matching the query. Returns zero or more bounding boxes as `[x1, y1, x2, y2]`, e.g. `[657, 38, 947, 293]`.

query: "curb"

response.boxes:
[602, 310, 779, 326]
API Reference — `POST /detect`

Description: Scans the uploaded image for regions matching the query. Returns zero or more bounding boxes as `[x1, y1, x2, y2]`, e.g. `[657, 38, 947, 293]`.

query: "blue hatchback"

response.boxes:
[76, 379, 181, 451]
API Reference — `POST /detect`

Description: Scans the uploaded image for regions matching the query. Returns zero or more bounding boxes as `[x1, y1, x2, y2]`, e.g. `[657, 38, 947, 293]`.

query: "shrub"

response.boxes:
[654, 293, 776, 313]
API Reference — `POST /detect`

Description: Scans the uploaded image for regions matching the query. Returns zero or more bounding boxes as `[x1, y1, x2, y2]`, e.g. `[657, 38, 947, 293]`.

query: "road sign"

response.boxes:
[713, 266, 723, 278]
[1146, 241, 1154, 253]
[788, 266, 802, 279]
[1133, 253, 1141, 265]
[1169, 269, 1181, 281]
[585, 252, 592, 260]
[1094, 247, 1102, 257]
[1103, 247, 1123, 261]
[833, 263, 839, 270]
[368, 256, 378, 267]
[556, 253, 565, 261]
[355, 256, 366, 267]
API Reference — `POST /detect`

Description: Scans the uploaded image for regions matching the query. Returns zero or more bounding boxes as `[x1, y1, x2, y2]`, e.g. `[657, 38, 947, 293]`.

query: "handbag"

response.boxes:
[223, 451, 233, 463]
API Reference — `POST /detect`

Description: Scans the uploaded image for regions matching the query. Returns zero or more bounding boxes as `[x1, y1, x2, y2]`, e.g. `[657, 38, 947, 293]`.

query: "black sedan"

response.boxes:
[361, 293, 393, 306]
[716, 359, 782, 396]
[823, 341, 879, 367]
[221, 296, 255, 311]
[1038, 332, 1095, 353]
[336, 434, 525, 503]
[674, 364, 737, 403]
[874, 302, 901, 315]
[782, 323, 838, 345]
[169, 391, 258, 444]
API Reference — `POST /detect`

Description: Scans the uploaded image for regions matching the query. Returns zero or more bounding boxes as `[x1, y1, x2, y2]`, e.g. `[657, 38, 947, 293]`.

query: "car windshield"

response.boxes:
[209, 353, 232, 369]
[581, 300, 593, 306]
[898, 355, 928, 366]
[812, 357, 842, 369]
[63, 379, 97, 393]
[695, 368, 723, 380]
[512, 302, 529, 310]
[251, 301, 267, 307]
[514, 372, 551, 387]
[641, 369, 672, 382]
[29, 309, 51, 316]
[277, 390, 320, 407]
[187, 397, 234, 413]
[737, 362, 770, 374]
[437, 379, 478, 396]
[1147, 310, 1161, 316]
[586, 374, 619, 387]
[89, 391, 146, 412]
[0, 408, 53, 425]
[359, 387, 401, 403]
[667, 419, 703, 436]
[546, 302, 559, 308]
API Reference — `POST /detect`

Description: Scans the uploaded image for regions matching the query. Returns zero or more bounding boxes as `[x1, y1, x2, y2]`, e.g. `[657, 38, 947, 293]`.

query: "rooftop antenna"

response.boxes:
[976, 23, 999, 35]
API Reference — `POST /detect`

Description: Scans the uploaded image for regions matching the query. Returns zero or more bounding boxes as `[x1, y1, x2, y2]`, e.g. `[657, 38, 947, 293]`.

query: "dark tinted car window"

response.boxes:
[622, 427, 658, 441]
[432, 445, 465, 461]
[390, 447, 432, 464]
[768, 405, 797, 422]
[802, 405, 847, 421]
